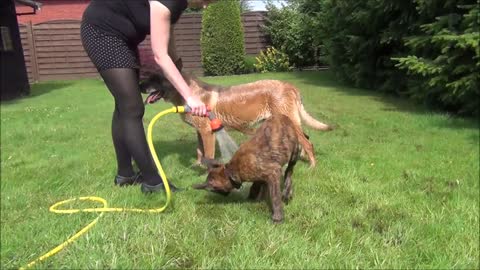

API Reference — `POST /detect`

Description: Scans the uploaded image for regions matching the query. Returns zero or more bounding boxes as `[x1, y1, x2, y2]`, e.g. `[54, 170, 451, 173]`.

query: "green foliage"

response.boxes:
[201, 0, 246, 76]
[263, 0, 319, 67]
[291, 0, 480, 115]
[254, 47, 293, 73]
[243, 55, 257, 74]
[186, 0, 251, 13]
[314, 0, 419, 91]
[239, 0, 252, 13]
[393, 3, 480, 115]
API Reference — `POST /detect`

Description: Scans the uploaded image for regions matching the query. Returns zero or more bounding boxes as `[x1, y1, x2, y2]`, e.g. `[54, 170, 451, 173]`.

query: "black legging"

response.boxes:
[100, 68, 162, 186]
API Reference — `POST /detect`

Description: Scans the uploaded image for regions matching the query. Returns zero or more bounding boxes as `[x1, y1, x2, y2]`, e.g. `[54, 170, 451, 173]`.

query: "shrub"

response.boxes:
[307, 0, 478, 115]
[254, 47, 293, 73]
[201, 0, 245, 76]
[393, 3, 480, 115]
[263, 0, 318, 68]
[243, 55, 257, 74]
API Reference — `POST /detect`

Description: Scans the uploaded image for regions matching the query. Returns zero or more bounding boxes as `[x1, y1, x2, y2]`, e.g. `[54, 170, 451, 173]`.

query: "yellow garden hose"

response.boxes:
[20, 106, 187, 270]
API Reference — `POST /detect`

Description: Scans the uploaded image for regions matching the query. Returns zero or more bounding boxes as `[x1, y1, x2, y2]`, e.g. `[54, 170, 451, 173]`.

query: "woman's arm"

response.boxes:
[148, 0, 206, 116]
[167, 26, 182, 69]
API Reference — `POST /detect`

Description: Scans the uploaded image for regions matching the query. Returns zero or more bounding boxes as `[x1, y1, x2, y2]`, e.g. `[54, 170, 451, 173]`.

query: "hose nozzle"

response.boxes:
[209, 118, 223, 132]
[180, 105, 224, 132]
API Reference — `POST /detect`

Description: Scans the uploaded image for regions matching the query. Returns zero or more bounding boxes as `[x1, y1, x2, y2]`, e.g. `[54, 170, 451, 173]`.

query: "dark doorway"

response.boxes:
[0, 0, 31, 101]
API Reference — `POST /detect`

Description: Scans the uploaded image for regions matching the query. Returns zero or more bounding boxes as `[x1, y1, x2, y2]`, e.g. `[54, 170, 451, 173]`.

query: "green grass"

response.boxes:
[1, 71, 479, 269]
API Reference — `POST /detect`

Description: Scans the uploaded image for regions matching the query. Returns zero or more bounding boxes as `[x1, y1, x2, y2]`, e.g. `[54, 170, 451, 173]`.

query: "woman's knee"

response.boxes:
[118, 100, 145, 119]
[100, 69, 144, 119]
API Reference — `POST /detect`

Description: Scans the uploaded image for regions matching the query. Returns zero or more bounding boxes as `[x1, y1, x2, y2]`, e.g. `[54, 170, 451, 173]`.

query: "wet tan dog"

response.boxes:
[141, 71, 331, 167]
[193, 114, 310, 223]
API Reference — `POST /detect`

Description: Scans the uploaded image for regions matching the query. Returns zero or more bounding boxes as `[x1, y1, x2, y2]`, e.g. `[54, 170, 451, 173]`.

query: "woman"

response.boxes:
[81, 0, 211, 193]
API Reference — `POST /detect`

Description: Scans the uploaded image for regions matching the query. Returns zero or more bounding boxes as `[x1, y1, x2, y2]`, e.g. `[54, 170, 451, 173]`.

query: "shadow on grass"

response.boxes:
[1, 81, 74, 105]
[290, 70, 479, 131]
[194, 189, 270, 222]
[195, 188, 272, 223]
[152, 137, 199, 172]
[150, 139, 263, 209]
[152, 136, 262, 205]
[197, 187, 255, 204]
[151, 129, 245, 176]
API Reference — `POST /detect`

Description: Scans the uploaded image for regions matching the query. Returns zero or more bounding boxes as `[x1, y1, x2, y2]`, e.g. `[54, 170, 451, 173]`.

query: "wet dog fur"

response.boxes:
[140, 65, 331, 167]
[192, 114, 311, 223]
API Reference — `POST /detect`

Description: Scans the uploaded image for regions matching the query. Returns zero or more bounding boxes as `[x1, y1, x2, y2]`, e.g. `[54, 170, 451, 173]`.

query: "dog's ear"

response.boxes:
[201, 157, 223, 170]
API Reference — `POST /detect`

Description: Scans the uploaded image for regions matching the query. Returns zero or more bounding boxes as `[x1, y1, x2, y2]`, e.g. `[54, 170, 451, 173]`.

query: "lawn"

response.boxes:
[1, 71, 479, 269]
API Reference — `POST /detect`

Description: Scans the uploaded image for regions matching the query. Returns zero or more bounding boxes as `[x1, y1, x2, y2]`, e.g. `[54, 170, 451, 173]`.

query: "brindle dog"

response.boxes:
[140, 66, 331, 167]
[193, 114, 311, 223]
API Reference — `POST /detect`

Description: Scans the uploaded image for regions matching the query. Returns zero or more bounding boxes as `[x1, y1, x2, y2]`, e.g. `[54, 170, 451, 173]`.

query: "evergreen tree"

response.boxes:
[201, 0, 246, 75]
[393, 2, 479, 114]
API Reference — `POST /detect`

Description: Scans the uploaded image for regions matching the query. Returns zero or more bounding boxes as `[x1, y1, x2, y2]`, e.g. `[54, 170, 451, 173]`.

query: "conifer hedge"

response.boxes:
[201, 0, 246, 76]
[273, 0, 479, 115]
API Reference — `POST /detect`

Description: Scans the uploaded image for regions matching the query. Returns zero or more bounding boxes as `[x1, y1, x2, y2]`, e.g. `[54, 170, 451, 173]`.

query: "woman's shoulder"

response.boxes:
[155, 0, 188, 13]
[153, 0, 188, 23]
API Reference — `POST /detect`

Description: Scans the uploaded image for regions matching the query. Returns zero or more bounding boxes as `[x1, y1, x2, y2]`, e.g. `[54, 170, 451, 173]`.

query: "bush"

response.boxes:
[263, 0, 318, 68]
[313, 0, 419, 91]
[393, 3, 480, 115]
[307, 0, 479, 115]
[254, 47, 293, 73]
[201, 0, 245, 76]
[243, 55, 257, 74]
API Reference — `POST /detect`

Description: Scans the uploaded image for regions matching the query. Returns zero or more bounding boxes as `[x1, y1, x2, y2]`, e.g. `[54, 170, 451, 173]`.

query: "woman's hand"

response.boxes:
[186, 95, 207, 116]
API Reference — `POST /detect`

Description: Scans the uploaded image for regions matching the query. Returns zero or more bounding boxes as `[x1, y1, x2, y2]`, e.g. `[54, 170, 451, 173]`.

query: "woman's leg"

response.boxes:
[111, 104, 134, 177]
[100, 68, 162, 186]
[110, 69, 139, 178]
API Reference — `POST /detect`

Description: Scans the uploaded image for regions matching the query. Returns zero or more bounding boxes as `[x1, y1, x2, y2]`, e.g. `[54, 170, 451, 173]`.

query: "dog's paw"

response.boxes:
[272, 216, 284, 224]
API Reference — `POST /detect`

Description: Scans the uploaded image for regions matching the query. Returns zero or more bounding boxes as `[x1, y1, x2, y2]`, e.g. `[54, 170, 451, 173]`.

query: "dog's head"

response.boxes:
[192, 158, 241, 196]
[140, 74, 180, 104]
[140, 58, 184, 104]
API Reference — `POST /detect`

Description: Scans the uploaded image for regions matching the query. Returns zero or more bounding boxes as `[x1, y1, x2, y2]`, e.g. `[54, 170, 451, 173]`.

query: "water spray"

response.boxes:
[181, 105, 238, 161]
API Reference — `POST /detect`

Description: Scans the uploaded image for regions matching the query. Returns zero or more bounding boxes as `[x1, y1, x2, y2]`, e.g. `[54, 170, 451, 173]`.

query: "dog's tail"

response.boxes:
[295, 128, 316, 168]
[298, 100, 332, 131]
